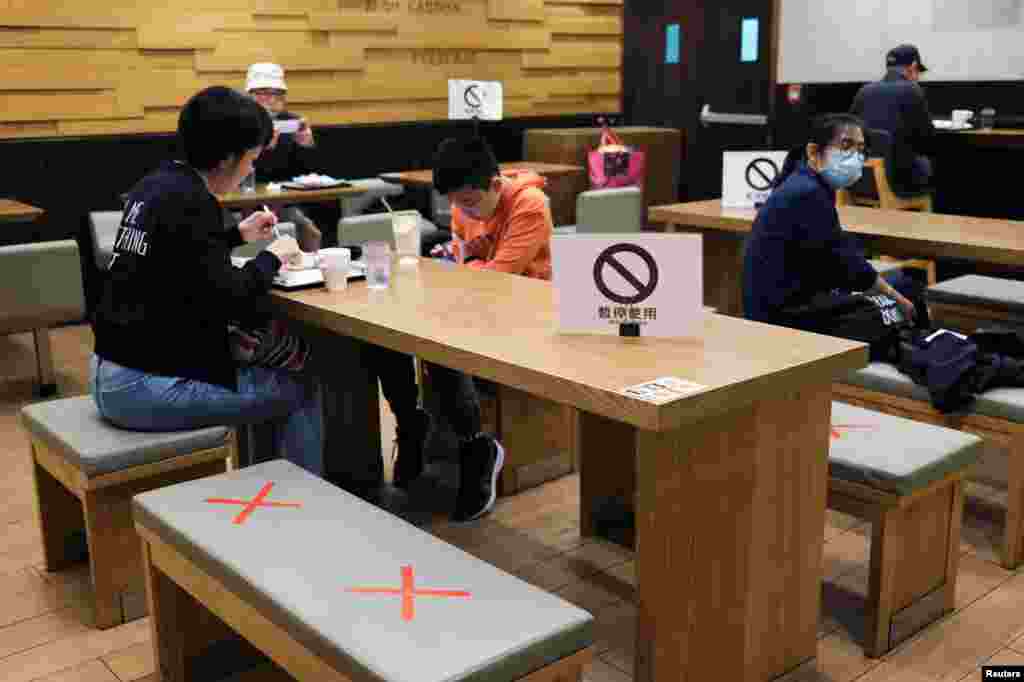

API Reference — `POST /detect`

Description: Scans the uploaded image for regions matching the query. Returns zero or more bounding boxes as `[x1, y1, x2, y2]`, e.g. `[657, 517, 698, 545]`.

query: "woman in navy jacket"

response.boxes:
[743, 113, 924, 328]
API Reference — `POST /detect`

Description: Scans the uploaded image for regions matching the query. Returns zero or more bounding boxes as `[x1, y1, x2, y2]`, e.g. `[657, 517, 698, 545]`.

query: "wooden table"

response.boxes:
[0, 199, 43, 223]
[271, 259, 866, 682]
[650, 199, 1024, 315]
[217, 184, 366, 210]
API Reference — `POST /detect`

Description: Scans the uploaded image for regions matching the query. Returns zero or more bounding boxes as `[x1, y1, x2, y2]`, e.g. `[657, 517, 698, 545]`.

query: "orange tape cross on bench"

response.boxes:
[205, 481, 303, 525]
[347, 565, 472, 621]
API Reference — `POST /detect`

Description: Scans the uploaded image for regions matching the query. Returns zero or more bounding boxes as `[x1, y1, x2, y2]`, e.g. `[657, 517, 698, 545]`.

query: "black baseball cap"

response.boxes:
[886, 44, 928, 72]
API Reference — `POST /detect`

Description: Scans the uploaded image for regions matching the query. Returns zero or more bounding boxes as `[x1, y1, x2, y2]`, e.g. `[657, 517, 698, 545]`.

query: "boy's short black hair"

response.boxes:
[432, 137, 500, 195]
[178, 86, 273, 172]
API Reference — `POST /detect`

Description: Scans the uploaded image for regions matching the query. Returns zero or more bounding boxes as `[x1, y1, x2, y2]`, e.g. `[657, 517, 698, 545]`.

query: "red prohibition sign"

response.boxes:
[205, 481, 303, 525]
[346, 565, 472, 621]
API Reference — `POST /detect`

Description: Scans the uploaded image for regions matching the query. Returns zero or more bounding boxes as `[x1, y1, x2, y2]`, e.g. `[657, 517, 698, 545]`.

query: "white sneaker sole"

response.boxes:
[457, 441, 505, 524]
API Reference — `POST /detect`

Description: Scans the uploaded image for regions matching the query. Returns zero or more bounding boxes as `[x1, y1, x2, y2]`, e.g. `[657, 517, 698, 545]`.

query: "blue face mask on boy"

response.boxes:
[819, 148, 864, 189]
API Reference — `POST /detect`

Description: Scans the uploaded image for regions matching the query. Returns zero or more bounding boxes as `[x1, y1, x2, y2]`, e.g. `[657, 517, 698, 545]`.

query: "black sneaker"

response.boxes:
[451, 435, 505, 523]
[392, 409, 430, 490]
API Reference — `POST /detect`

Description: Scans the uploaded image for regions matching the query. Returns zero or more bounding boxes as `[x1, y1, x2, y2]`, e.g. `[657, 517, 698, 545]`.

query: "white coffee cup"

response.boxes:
[952, 109, 973, 126]
[319, 247, 351, 292]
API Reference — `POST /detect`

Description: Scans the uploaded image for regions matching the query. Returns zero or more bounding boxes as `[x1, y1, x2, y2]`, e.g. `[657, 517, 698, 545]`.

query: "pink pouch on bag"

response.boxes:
[587, 127, 646, 189]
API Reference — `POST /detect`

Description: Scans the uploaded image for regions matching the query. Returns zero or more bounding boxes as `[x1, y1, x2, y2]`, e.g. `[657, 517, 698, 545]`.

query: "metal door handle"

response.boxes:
[700, 104, 768, 127]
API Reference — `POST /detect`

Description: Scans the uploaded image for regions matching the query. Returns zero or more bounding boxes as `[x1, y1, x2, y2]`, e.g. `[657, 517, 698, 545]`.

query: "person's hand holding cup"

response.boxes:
[318, 247, 351, 291]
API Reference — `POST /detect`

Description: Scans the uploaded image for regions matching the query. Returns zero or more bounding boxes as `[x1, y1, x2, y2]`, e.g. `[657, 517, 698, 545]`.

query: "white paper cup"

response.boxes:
[319, 247, 351, 291]
[952, 109, 972, 126]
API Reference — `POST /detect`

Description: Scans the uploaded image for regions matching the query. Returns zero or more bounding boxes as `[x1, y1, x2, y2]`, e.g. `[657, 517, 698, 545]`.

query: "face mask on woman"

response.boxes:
[819, 148, 865, 189]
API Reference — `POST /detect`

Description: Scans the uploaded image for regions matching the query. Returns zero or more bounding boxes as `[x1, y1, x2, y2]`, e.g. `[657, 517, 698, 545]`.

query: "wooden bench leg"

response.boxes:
[141, 539, 236, 682]
[864, 482, 961, 657]
[83, 459, 231, 629]
[32, 328, 57, 397]
[83, 487, 138, 628]
[31, 447, 86, 571]
[1004, 432, 1024, 569]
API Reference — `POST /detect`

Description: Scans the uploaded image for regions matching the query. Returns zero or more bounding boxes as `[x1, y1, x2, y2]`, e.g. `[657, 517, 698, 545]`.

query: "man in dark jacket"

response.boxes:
[850, 45, 935, 196]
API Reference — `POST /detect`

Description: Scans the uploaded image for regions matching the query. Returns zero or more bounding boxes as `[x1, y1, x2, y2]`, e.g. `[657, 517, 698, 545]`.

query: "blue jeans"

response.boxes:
[90, 355, 324, 476]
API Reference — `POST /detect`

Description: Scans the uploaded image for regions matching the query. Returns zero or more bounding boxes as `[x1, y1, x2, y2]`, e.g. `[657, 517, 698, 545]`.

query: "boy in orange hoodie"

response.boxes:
[391, 137, 553, 522]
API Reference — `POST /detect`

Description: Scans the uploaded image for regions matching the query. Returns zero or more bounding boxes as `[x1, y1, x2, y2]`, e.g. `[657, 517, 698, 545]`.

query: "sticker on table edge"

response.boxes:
[619, 376, 707, 404]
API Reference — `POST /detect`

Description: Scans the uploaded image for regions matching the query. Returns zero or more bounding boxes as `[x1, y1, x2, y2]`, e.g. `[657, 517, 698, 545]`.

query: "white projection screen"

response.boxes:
[778, 0, 1024, 83]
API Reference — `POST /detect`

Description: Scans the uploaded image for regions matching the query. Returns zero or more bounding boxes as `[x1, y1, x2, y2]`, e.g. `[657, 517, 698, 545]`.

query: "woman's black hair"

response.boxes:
[774, 113, 864, 188]
[178, 86, 273, 172]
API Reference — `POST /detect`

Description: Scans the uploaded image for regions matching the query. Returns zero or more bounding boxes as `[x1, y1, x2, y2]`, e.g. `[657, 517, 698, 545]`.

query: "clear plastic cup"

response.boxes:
[318, 247, 351, 292]
[391, 210, 420, 265]
[365, 241, 392, 289]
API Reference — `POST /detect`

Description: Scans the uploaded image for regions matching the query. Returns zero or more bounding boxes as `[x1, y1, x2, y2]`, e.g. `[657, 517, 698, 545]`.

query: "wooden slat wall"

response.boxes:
[0, 0, 621, 138]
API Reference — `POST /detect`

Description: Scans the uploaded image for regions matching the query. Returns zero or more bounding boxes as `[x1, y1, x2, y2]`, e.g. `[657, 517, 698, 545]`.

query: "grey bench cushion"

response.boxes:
[926, 274, 1024, 313]
[133, 459, 593, 682]
[22, 396, 230, 477]
[830, 401, 982, 494]
[844, 361, 1024, 423]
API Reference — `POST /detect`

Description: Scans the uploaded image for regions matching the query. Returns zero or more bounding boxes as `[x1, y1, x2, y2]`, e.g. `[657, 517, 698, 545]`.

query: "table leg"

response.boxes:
[580, 384, 831, 682]
[301, 325, 382, 494]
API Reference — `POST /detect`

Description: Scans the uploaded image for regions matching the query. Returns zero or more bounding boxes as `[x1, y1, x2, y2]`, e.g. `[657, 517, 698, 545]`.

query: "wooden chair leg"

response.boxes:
[31, 447, 86, 571]
[32, 328, 57, 396]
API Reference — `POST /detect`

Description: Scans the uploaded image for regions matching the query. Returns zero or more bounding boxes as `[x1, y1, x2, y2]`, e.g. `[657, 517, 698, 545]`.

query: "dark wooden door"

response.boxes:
[623, 0, 777, 201]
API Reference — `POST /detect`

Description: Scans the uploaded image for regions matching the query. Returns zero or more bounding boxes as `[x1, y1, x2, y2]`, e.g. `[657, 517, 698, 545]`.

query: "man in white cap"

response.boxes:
[245, 63, 315, 149]
[243, 62, 335, 250]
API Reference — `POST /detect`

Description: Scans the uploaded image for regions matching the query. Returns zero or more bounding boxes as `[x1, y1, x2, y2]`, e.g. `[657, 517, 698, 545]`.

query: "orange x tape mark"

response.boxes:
[346, 565, 472, 621]
[205, 481, 302, 524]
[830, 424, 878, 440]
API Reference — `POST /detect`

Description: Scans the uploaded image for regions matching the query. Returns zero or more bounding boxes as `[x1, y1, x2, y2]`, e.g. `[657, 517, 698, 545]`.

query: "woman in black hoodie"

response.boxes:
[91, 86, 324, 475]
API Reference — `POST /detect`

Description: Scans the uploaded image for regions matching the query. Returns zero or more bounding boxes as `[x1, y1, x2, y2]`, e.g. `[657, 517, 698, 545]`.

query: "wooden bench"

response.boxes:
[133, 459, 595, 682]
[926, 274, 1024, 333]
[20, 395, 236, 628]
[827, 401, 981, 657]
[835, 363, 1024, 568]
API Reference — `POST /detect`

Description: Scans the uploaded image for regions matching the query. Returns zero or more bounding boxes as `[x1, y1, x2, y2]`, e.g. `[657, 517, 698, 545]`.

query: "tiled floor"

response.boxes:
[0, 325, 1020, 681]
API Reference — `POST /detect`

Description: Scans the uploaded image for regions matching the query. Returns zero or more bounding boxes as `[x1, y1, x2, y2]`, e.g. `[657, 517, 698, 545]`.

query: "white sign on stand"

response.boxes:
[721, 150, 789, 208]
[551, 233, 703, 337]
[448, 80, 503, 121]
